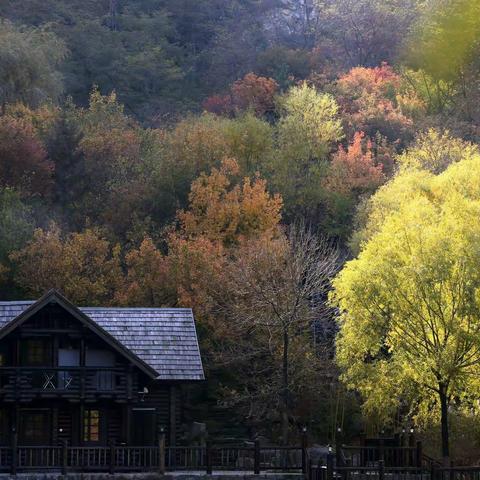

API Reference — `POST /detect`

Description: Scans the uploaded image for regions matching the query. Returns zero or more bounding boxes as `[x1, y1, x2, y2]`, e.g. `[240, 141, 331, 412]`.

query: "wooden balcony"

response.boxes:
[0, 367, 138, 402]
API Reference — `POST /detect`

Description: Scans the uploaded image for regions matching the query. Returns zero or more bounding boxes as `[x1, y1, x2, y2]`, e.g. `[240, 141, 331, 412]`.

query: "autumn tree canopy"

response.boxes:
[332, 152, 480, 458]
[11, 225, 122, 305]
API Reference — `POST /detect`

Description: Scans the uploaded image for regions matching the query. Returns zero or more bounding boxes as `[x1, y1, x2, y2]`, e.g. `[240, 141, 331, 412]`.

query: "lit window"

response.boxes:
[83, 410, 100, 442]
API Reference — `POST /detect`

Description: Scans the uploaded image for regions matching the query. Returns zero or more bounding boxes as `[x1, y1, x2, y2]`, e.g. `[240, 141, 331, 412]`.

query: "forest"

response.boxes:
[1, 0, 480, 461]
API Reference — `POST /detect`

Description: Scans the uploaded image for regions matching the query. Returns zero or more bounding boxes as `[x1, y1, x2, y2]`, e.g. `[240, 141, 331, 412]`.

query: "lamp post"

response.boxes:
[301, 426, 308, 474]
[336, 427, 343, 467]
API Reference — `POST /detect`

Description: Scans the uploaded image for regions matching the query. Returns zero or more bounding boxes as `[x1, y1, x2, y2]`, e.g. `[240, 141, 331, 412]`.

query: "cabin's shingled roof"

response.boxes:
[0, 300, 204, 381]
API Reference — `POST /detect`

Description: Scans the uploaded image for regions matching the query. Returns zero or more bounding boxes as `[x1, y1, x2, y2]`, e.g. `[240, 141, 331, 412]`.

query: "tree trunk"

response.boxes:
[282, 327, 289, 445]
[439, 383, 450, 459]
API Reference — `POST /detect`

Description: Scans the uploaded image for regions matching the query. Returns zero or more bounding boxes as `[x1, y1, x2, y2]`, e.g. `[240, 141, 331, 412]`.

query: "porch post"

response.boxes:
[80, 336, 86, 401]
[52, 406, 59, 445]
[14, 338, 20, 402]
[11, 428, 17, 476]
[109, 440, 116, 474]
[126, 404, 132, 445]
[158, 431, 166, 474]
[169, 385, 177, 447]
[127, 365, 133, 400]
[121, 404, 128, 443]
[79, 403, 85, 445]
[61, 440, 68, 475]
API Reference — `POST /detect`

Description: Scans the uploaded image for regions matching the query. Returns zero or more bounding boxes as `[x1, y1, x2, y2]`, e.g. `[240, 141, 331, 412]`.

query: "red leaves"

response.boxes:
[230, 73, 278, 116]
[326, 132, 385, 195]
[336, 63, 416, 144]
[202, 94, 232, 116]
[0, 116, 53, 196]
[203, 73, 278, 117]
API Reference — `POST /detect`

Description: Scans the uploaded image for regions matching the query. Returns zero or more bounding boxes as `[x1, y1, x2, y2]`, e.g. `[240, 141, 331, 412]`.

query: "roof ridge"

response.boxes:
[0, 301, 35, 305]
[0, 302, 192, 312]
[81, 307, 192, 311]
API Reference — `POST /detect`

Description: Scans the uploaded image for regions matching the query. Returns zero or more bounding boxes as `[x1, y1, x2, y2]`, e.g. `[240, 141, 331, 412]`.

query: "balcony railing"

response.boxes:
[0, 367, 136, 401]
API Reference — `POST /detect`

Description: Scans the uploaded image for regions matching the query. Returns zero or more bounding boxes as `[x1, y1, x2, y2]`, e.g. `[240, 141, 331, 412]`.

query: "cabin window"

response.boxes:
[20, 411, 50, 445]
[21, 339, 50, 366]
[86, 350, 116, 391]
[83, 409, 100, 443]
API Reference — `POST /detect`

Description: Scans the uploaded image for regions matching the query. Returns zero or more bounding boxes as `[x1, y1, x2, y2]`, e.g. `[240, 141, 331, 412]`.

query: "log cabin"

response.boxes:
[0, 290, 204, 449]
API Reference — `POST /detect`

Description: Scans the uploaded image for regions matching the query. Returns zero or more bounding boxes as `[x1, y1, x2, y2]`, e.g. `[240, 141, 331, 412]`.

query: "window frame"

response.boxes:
[19, 409, 51, 445]
[21, 338, 51, 366]
[83, 409, 101, 444]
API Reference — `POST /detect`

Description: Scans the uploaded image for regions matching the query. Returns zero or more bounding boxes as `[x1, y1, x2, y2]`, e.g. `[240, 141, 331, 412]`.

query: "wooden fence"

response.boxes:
[308, 450, 480, 480]
[339, 444, 423, 468]
[0, 441, 305, 474]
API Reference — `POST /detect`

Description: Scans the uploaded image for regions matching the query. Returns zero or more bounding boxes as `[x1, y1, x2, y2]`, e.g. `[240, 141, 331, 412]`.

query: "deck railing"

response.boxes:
[0, 367, 136, 401]
[0, 442, 305, 474]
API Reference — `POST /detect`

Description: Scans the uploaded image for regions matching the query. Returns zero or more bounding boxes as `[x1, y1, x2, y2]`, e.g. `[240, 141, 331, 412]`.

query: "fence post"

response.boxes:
[302, 432, 308, 475]
[159, 432, 166, 475]
[109, 440, 115, 474]
[62, 440, 68, 475]
[335, 439, 342, 467]
[379, 437, 385, 462]
[206, 441, 213, 475]
[254, 440, 260, 474]
[306, 458, 312, 480]
[430, 462, 436, 480]
[378, 459, 385, 480]
[10, 430, 17, 476]
[416, 441, 423, 469]
[326, 451, 334, 480]
[408, 431, 415, 467]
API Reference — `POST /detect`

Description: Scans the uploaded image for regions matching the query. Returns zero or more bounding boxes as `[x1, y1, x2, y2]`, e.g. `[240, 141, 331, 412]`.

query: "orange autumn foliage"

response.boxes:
[201, 94, 233, 116]
[336, 64, 421, 143]
[169, 158, 282, 325]
[178, 158, 282, 246]
[119, 160, 283, 315]
[167, 235, 227, 321]
[203, 73, 278, 117]
[231, 73, 278, 115]
[115, 237, 172, 307]
[10, 224, 122, 305]
[326, 132, 385, 195]
[338, 63, 401, 99]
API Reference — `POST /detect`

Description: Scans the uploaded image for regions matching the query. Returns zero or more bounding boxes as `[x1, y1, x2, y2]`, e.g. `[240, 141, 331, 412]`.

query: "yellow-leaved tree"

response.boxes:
[331, 151, 480, 459]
